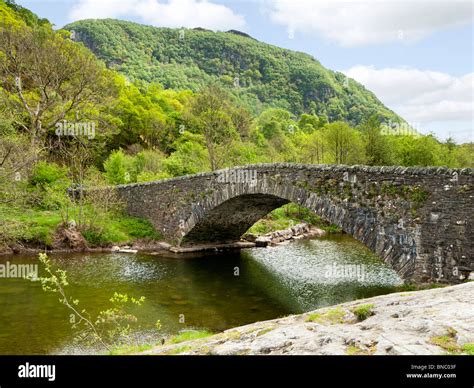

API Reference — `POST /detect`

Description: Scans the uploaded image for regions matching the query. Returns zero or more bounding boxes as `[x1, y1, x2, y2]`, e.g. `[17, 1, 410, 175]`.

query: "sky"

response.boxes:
[16, 0, 474, 143]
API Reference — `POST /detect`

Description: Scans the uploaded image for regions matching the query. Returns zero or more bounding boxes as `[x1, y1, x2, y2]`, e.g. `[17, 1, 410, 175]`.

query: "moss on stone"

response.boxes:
[306, 307, 346, 324]
[461, 343, 474, 355]
[429, 327, 461, 354]
[167, 345, 192, 355]
[352, 304, 375, 321]
[256, 327, 275, 336]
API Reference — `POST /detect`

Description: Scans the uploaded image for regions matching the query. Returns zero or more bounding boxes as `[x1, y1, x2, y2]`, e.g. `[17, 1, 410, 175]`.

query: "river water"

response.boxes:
[0, 235, 402, 354]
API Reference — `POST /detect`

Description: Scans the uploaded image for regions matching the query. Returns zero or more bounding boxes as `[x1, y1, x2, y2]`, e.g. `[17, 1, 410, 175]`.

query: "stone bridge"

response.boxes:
[116, 164, 473, 283]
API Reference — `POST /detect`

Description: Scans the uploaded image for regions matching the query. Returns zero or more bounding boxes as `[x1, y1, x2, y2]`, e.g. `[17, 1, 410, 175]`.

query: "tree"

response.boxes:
[256, 108, 293, 140]
[163, 133, 210, 176]
[0, 22, 116, 146]
[394, 134, 442, 166]
[323, 121, 364, 164]
[298, 113, 319, 133]
[0, 109, 40, 205]
[360, 114, 391, 166]
[104, 150, 128, 184]
[300, 130, 326, 164]
[186, 85, 238, 170]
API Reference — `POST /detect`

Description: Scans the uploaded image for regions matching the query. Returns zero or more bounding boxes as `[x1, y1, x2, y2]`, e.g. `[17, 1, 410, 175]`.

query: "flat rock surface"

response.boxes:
[141, 282, 474, 355]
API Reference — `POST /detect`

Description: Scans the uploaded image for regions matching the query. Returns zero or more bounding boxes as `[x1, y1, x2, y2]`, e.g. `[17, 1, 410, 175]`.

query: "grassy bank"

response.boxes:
[246, 203, 341, 236]
[0, 201, 339, 252]
[109, 330, 214, 355]
[0, 204, 160, 251]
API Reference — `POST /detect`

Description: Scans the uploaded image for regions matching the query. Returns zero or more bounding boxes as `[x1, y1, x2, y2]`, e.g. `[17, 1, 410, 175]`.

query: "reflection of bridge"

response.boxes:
[117, 163, 473, 283]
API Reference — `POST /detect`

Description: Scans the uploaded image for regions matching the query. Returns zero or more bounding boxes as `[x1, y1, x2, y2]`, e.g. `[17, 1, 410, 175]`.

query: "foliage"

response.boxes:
[305, 307, 346, 324]
[351, 304, 375, 321]
[185, 84, 241, 170]
[0, 12, 117, 147]
[29, 161, 69, 188]
[324, 121, 365, 164]
[63, 18, 402, 126]
[360, 114, 393, 166]
[246, 203, 340, 236]
[168, 330, 213, 344]
[0, 203, 159, 248]
[0, 0, 472, 253]
[104, 149, 129, 184]
[33, 253, 154, 351]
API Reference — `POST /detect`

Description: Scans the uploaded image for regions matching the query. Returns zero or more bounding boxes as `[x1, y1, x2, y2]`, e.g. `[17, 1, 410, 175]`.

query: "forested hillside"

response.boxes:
[0, 0, 472, 251]
[64, 19, 401, 125]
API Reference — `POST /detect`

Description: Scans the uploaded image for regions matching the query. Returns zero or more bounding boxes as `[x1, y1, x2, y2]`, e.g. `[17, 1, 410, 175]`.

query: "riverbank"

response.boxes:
[0, 203, 337, 256]
[138, 282, 474, 355]
[0, 221, 326, 256]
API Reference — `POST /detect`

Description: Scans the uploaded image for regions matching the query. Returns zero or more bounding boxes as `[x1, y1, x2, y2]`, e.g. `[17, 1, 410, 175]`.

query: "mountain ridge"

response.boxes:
[64, 18, 404, 126]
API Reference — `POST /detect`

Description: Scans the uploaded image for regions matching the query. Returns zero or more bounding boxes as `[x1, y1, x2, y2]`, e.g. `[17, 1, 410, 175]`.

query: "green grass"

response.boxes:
[168, 330, 213, 344]
[430, 336, 459, 354]
[346, 344, 375, 355]
[429, 335, 474, 355]
[428, 328, 468, 354]
[346, 345, 360, 355]
[167, 345, 192, 355]
[246, 203, 341, 236]
[0, 204, 161, 248]
[109, 342, 157, 355]
[108, 330, 214, 355]
[0, 205, 62, 247]
[81, 216, 161, 246]
[256, 327, 274, 336]
[351, 304, 375, 321]
[461, 343, 474, 355]
[394, 283, 447, 292]
[306, 307, 346, 324]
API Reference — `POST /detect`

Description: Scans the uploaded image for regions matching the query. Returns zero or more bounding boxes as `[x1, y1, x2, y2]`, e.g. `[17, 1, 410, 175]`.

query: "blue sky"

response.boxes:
[17, 0, 474, 143]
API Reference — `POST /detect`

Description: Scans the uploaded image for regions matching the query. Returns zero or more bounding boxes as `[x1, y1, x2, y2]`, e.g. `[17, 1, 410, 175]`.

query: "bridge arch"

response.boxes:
[116, 163, 473, 283]
[179, 181, 353, 247]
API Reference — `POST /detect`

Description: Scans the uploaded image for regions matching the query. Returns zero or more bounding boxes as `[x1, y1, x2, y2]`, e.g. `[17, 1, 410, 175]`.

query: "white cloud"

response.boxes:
[69, 0, 246, 31]
[343, 66, 473, 142]
[265, 0, 473, 47]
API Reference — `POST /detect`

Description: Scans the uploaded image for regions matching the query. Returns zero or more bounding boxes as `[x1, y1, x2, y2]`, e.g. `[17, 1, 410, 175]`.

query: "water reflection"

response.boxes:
[0, 234, 402, 354]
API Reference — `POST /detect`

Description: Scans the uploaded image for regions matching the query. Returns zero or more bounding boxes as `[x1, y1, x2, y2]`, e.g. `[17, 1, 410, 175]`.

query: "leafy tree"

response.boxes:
[104, 150, 128, 184]
[0, 21, 116, 146]
[299, 130, 326, 164]
[392, 135, 442, 167]
[186, 85, 238, 170]
[163, 132, 210, 176]
[298, 113, 319, 133]
[323, 121, 364, 164]
[360, 114, 391, 166]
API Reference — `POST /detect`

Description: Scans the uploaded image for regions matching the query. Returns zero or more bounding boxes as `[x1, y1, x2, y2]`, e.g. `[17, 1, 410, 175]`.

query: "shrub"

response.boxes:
[104, 150, 129, 184]
[29, 161, 69, 188]
[352, 304, 375, 321]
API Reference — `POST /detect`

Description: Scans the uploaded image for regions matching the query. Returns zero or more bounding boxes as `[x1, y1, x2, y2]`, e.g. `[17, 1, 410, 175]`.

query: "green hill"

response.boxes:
[64, 19, 404, 125]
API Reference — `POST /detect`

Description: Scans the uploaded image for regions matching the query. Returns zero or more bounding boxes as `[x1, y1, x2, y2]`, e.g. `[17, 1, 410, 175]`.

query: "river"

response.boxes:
[0, 234, 402, 354]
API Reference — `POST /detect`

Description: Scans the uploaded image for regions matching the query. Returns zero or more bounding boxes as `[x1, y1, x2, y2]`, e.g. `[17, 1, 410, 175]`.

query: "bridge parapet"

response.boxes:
[116, 164, 473, 283]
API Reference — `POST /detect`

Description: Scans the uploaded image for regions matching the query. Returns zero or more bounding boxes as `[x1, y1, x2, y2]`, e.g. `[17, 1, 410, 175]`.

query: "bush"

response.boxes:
[352, 304, 375, 321]
[116, 217, 161, 239]
[104, 150, 132, 184]
[136, 171, 171, 183]
[29, 161, 69, 188]
[27, 162, 71, 211]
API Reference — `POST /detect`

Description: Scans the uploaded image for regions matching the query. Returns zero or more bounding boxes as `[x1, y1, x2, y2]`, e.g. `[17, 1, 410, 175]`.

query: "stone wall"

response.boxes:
[116, 164, 473, 283]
